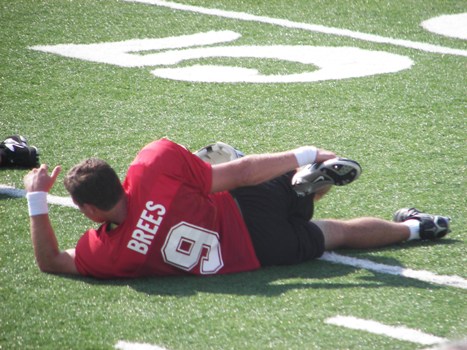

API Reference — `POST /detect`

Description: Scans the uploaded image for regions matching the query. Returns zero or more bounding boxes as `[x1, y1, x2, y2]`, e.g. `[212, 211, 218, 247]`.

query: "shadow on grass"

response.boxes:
[70, 246, 455, 297]
[337, 238, 460, 265]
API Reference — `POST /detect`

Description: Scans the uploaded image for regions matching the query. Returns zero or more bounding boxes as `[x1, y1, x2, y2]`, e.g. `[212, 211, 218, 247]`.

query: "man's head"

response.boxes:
[64, 158, 124, 212]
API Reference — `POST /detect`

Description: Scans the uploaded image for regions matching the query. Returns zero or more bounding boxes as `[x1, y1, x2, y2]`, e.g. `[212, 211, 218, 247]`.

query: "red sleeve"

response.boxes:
[126, 138, 212, 195]
[74, 228, 108, 277]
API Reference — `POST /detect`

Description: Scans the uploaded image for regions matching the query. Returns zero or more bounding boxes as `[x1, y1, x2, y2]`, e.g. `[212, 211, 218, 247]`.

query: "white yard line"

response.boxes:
[2, 184, 465, 289]
[123, 0, 467, 57]
[116, 316, 448, 349]
[0, 184, 77, 209]
[115, 341, 168, 350]
[320, 252, 467, 290]
[325, 316, 448, 345]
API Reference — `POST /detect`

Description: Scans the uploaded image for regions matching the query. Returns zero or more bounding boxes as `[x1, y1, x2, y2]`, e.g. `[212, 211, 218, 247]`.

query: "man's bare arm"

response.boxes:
[29, 214, 78, 274]
[211, 147, 336, 193]
[24, 165, 79, 275]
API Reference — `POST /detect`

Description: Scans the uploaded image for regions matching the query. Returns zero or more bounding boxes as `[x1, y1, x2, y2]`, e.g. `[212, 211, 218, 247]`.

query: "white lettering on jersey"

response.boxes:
[127, 201, 166, 255]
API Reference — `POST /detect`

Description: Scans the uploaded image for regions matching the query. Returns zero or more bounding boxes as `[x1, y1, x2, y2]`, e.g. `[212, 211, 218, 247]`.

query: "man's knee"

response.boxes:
[313, 219, 347, 250]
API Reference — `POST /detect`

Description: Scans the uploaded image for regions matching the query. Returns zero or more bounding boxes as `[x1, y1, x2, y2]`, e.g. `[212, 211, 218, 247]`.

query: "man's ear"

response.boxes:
[80, 203, 107, 223]
[81, 203, 100, 216]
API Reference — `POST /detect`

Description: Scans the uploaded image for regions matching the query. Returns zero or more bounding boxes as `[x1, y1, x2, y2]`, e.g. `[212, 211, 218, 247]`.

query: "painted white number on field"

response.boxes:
[30, 31, 413, 83]
[162, 222, 224, 274]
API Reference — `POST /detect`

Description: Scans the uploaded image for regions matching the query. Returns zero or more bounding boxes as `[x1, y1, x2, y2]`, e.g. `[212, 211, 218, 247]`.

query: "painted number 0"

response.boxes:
[162, 222, 224, 274]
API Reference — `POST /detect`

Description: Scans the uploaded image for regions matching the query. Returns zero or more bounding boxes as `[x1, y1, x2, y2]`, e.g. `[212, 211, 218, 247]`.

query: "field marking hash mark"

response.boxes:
[325, 316, 448, 345]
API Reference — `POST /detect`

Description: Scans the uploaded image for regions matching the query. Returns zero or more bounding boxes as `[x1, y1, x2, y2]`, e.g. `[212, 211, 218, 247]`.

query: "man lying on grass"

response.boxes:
[23, 138, 450, 278]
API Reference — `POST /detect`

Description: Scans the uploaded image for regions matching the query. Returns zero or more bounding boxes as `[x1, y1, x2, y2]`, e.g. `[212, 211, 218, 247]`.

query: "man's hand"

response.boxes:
[315, 148, 337, 164]
[24, 164, 61, 193]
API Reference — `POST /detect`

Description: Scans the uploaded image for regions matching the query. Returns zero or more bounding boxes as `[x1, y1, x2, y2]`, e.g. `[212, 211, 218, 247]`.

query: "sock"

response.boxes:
[403, 219, 421, 240]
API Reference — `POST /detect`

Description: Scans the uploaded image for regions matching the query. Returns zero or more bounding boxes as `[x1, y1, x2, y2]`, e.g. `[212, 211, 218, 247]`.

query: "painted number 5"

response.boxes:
[162, 222, 224, 274]
[30, 31, 413, 84]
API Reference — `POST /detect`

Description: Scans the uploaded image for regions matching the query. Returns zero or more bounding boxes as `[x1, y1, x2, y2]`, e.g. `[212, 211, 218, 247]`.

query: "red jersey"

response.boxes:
[74, 138, 260, 278]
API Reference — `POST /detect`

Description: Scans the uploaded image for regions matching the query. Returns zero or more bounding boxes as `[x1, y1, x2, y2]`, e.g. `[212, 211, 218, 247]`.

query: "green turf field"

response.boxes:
[1, 1, 466, 349]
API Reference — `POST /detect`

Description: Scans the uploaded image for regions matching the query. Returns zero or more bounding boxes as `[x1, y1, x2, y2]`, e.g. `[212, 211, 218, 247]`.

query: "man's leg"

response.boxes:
[314, 207, 451, 250]
[313, 218, 410, 250]
[313, 185, 332, 201]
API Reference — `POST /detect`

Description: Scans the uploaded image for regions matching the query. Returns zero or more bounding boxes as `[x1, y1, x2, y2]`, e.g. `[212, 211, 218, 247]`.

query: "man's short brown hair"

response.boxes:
[64, 158, 124, 211]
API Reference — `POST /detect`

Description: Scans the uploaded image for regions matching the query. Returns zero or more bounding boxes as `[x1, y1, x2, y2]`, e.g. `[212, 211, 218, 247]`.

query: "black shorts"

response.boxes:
[230, 172, 325, 266]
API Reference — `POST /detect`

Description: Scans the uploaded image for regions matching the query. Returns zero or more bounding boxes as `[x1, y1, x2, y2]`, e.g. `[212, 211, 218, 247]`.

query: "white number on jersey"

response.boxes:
[162, 221, 224, 274]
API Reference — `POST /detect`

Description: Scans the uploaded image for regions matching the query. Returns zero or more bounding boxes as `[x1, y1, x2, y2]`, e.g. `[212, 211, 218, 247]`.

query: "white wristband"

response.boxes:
[293, 146, 318, 166]
[26, 191, 49, 216]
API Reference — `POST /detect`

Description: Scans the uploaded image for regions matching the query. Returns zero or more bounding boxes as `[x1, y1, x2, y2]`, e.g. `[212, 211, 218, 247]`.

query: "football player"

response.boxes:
[23, 139, 450, 278]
